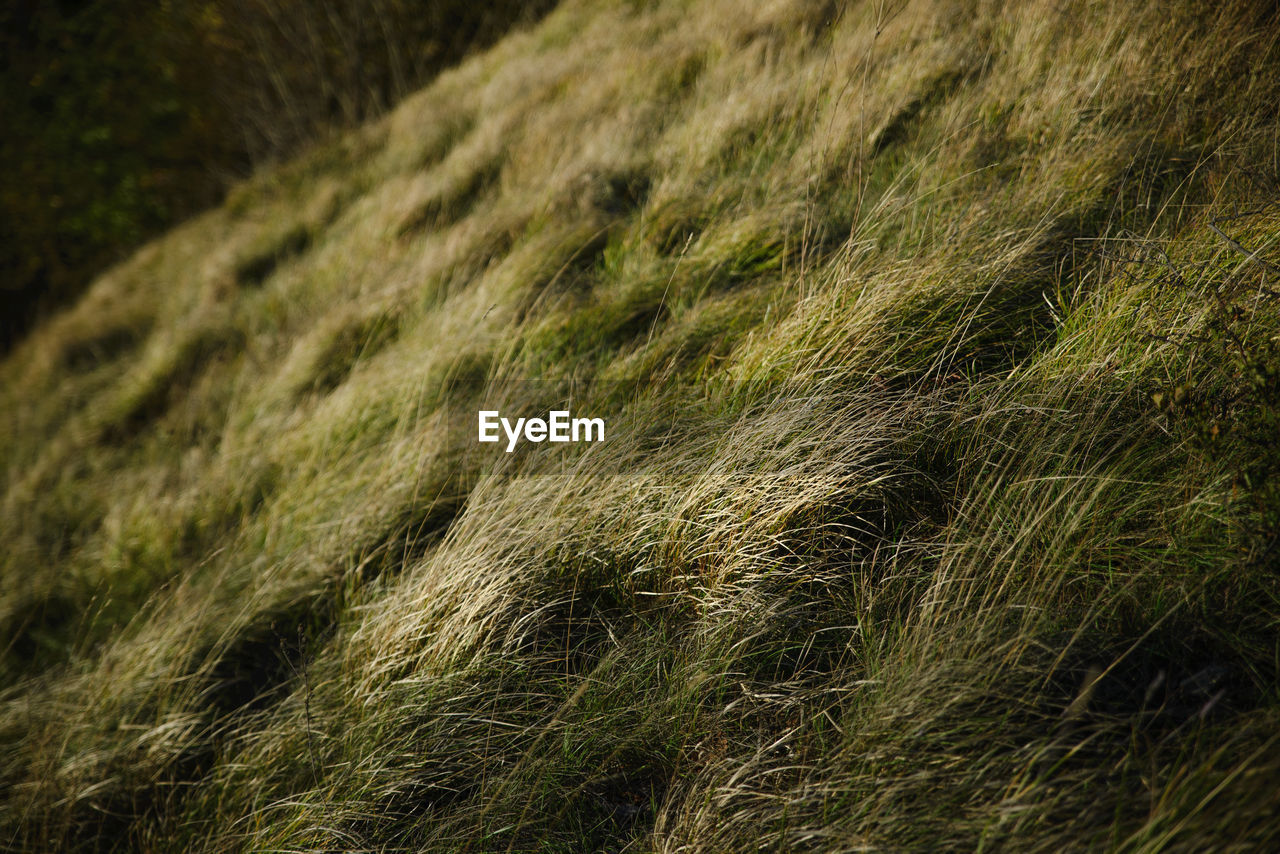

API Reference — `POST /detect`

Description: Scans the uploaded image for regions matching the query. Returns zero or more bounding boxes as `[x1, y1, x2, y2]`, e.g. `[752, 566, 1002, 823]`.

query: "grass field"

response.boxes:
[4, 0, 1280, 850]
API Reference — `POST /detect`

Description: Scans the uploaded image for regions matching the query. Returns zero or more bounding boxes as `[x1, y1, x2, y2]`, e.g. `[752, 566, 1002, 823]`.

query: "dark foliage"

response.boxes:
[0, 0, 557, 352]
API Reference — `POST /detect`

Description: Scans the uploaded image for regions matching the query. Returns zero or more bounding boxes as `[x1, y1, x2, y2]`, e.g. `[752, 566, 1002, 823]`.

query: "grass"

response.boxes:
[3, 0, 1280, 850]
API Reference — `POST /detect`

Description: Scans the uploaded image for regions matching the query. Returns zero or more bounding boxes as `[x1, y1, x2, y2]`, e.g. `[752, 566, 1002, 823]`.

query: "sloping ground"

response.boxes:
[3, 0, 1280, 850]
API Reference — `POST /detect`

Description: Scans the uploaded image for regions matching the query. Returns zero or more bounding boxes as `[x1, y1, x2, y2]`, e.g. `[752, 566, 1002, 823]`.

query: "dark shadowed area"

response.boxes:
[0, 0, 557, 352]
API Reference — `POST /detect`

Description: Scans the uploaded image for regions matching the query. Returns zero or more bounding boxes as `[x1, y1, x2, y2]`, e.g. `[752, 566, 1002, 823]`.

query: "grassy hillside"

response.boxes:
[4, 0, 1280, 850]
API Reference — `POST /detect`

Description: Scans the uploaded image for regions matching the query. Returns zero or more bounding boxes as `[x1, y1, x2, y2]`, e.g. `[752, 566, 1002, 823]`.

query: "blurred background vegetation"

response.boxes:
[0, 0, 555, 352]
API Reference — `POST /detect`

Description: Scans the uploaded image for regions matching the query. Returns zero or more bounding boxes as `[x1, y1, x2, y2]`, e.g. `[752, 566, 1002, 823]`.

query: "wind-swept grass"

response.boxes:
[3, 0, 1280, 850]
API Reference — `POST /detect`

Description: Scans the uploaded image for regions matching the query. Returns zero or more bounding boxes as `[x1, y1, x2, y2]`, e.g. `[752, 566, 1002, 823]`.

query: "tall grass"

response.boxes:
[3, 0, 1280, 850]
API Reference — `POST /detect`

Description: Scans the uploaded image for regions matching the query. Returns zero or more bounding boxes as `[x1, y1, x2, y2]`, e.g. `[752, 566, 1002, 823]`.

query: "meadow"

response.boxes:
[3, 0, 1280, 850]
